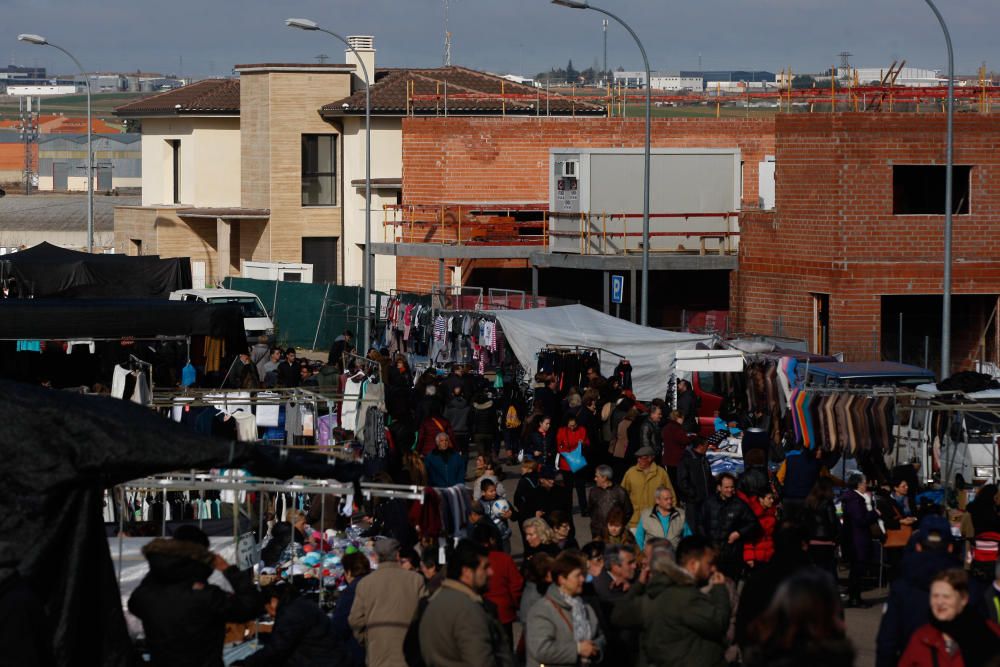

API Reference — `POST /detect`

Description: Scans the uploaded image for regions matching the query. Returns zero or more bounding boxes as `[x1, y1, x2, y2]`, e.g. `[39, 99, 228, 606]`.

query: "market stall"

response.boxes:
[493, 304, 713, 400]
[1, 242, 191, 299]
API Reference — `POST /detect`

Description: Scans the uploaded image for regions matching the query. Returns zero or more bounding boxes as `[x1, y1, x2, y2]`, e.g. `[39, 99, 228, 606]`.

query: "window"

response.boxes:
[892, 165, 970, 215]
[812, 293, 830, 355]
[301, 134, 337, 206]
[208, 296, 268, 319]
[697, 371, 718, 395]
[167, 139, 181, 204]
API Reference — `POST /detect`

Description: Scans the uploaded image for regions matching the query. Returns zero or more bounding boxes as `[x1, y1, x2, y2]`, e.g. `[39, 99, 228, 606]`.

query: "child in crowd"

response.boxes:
[473, 454, 507, 502]
[480, 479, 513, 553]
[600, 506, 637, 546]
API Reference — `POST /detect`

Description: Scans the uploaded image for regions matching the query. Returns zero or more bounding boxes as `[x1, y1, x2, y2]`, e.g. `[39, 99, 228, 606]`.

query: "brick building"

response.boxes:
[732, 113, 1000, 373]
[395, 116, 774, 325]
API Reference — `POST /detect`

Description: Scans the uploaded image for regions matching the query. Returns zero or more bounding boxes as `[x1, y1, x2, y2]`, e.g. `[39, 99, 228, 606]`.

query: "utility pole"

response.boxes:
[602, 19, 608, 84]
[19, 95, 38, 195]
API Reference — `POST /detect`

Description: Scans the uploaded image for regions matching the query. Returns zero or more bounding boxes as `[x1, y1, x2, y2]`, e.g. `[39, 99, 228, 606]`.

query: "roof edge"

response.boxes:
[235, 63, 355, 74]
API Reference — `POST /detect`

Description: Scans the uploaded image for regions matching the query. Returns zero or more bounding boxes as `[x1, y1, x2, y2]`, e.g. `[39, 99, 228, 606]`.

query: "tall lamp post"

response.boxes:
[552, 0, 651, 326]
[923, 0, 954, 380]
[18, 34, 93, 253]
[286, 18, 373, 348]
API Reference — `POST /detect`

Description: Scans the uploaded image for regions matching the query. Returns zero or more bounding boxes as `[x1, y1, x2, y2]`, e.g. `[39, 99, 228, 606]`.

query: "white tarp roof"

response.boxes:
[493, 304, 712, 400]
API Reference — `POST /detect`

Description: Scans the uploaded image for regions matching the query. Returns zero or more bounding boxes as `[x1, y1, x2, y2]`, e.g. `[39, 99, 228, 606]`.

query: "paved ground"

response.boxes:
[494, 461, 885, 667]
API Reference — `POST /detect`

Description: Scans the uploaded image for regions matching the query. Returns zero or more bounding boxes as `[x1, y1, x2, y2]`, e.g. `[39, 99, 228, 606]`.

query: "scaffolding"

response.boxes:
[402, 71, 1000, 117]
[383, 202, 548, 246]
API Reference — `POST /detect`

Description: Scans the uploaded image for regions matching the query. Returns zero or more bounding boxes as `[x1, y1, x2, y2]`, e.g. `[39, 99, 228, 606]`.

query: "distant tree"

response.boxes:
[566, 59, 578, 83]
[791, 75, 817, 89]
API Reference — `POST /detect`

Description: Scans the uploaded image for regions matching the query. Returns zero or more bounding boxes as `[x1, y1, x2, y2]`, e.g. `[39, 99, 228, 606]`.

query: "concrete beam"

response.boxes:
[368, 243, 737, 271]
[216, 218, 230, 282]
[528, 252, 737, 271]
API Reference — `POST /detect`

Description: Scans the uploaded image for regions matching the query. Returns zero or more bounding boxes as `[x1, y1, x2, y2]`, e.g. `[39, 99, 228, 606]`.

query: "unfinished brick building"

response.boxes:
[393, 116, 775, 325]
[732, 113, 1000, 372]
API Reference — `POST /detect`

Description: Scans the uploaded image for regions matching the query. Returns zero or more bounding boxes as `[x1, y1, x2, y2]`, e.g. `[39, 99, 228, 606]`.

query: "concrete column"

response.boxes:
[603, 271, 610, 314]
[630, 267, 637, 323]
[531, 267, 539, 300]
[216, 217, 230, 282]
[439, 258, 445, 287]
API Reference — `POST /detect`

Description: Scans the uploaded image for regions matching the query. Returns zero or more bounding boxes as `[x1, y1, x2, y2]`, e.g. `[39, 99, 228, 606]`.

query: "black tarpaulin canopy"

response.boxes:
[1, 242, 191, 298]
[0, 380, 361, 666]
[0, 298, 246, 350]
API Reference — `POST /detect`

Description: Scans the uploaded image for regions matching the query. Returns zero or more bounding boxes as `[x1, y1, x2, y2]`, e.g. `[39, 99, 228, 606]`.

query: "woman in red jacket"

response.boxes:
[743, 490, 777, 569]
[899, 568, 1000, 667]
[556, 415, 590, 515]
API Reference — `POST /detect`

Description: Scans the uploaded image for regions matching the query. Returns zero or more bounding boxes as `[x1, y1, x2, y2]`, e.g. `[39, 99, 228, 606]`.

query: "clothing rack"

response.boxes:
[542, 343, 624, 359]
[0, 335, 189, 343]
[436, 308, 497, 321]
[798, 384, 911, 398]
[115, 472, 357, 614]
[359, 482, 424, 502]
[129, 354, 154, 393]
[345, 351, 381, 373]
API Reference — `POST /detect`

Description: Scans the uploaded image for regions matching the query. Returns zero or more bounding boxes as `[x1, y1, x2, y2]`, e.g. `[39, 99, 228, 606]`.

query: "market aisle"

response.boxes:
[494, 460, 886, 666]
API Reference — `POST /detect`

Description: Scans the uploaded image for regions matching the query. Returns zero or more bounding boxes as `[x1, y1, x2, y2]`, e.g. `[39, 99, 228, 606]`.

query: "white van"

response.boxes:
[169, 288, 275, 344]
[893, 383, 1000, 488]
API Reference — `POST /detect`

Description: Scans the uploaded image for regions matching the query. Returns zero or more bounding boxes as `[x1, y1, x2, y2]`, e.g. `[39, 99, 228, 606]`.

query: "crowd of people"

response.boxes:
[126, 353, 1000, 666]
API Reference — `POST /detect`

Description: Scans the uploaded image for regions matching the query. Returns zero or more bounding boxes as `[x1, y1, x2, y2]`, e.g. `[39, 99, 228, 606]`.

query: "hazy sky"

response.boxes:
[4, 0, 998, 78]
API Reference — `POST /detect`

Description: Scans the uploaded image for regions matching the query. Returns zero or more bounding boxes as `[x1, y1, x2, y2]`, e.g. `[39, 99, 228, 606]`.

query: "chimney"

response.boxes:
[345, 36, 375, 83]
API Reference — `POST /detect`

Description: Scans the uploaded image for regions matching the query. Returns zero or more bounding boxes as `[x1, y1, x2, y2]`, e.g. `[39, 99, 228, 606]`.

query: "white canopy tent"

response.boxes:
[492, 305, 713, 400]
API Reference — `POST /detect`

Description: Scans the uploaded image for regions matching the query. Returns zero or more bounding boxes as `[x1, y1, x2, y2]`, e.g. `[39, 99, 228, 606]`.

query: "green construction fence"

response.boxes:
[222, 278, 430, 352]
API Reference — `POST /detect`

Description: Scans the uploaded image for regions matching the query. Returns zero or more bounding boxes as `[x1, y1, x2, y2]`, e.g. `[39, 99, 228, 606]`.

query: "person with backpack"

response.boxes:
[500, 387, 524, 465]
[417, 406, 455, 457]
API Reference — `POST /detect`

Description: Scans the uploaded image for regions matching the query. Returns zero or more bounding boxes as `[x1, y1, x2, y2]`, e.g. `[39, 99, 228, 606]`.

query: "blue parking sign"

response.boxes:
[611, 275, 624, 304]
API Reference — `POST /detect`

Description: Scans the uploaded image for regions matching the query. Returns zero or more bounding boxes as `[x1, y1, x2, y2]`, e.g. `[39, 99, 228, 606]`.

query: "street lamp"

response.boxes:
[18, 33, 94, 253]
[923, 0, 954, 380]
[552, 0, 651, 326]
[286, 18, 373, 348]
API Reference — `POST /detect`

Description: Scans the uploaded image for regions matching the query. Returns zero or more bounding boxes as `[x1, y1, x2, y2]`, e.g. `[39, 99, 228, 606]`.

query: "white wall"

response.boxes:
[139, 117, 240, 207]
[341, 116, 401, 291]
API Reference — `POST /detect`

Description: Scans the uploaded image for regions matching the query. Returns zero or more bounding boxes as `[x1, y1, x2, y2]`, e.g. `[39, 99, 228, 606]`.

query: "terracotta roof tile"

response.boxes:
[113, 79, 240, 117]
[322, 66, 604, 116]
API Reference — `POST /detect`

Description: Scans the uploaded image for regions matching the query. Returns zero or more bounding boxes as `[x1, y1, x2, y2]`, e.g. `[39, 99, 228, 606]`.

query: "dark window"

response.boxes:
[892, 165, 970, 215]
[697, 371, 718, 395]
[301, 135, 337, 206]
[168, 139, 181, 204]
[813, 293, 830, 355]
[302, 237, 339, 284]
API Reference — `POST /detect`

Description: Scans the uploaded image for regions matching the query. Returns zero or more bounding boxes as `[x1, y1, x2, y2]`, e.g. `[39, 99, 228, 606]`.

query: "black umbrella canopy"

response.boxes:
[0, 381, 356, 666]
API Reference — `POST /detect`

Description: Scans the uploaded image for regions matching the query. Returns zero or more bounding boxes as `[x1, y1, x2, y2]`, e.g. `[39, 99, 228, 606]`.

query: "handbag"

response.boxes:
[560, 442, 588, 473]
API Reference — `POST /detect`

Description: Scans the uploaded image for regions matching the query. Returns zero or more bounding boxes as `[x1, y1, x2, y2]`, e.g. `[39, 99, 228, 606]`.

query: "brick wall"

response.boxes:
[733, 113, 1000, 369]
[398, 116, 775, 292]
